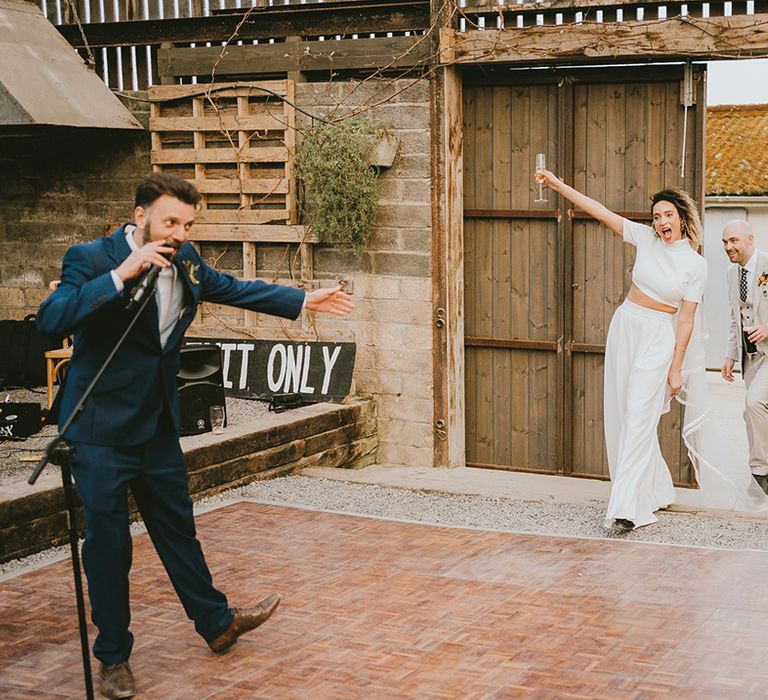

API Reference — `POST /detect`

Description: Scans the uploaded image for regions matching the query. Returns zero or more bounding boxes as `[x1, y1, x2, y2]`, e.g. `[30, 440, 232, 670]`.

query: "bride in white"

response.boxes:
[537, 169, 768, 529]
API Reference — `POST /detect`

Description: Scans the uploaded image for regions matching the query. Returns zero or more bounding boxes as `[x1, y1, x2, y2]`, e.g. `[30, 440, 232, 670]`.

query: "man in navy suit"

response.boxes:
[37, 173, 353, 699]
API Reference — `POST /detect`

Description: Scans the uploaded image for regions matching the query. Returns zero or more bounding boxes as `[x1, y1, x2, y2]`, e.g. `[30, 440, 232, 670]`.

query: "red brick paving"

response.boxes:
[2, 502, 768, 698]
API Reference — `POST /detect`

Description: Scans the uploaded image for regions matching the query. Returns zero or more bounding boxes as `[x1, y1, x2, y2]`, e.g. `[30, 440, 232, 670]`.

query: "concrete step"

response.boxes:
[0, 398, 377, 563]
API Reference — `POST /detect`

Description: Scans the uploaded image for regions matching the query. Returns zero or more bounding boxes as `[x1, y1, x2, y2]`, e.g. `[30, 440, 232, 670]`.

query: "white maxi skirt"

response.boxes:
[603, 300, 677, 528]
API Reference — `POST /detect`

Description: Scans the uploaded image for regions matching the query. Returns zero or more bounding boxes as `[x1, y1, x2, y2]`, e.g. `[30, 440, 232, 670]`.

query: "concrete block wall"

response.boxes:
[293, 78, 435, 467]
[0, 98, 151, 319]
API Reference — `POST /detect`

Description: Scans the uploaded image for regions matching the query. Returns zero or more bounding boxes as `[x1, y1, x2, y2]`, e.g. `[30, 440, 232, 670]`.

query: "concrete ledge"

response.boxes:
[0, 399, 377, 563]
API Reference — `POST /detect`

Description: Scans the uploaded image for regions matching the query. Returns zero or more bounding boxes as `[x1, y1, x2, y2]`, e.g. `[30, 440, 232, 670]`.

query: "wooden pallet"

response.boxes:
[149, 80, 314, 330]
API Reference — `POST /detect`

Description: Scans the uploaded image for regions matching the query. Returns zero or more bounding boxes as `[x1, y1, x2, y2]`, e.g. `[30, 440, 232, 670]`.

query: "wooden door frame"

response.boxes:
[431, 65, 465, 468]
[558, 78, 575, 474]
[434, 62, 706, 474]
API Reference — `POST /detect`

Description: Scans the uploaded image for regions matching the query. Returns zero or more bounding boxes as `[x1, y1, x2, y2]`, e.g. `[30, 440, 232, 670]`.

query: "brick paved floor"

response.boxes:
[3, 502, 768, 699]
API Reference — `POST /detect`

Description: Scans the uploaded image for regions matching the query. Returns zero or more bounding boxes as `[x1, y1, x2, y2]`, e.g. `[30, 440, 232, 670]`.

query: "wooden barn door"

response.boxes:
[463, 80, 564, 473]
[463, 66, 705, 484]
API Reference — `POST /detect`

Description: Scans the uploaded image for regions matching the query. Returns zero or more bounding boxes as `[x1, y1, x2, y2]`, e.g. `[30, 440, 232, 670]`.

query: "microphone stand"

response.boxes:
[28, 283, 160, 700]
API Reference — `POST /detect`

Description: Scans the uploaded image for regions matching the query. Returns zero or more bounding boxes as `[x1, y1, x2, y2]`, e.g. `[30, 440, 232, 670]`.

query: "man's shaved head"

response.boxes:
[722, 219, 755, 266]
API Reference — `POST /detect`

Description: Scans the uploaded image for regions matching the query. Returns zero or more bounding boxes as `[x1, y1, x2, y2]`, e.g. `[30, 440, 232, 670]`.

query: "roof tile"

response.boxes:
[707, 104, 768, 196]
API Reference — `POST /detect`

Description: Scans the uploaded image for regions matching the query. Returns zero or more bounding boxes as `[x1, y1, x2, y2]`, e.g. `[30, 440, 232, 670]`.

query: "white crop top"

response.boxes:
[623, 219, 708, 308]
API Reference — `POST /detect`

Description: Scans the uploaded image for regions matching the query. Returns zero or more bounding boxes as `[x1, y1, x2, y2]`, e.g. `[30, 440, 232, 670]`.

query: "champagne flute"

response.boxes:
[534, 153, 547, 204]
[209, 405, 225, 434]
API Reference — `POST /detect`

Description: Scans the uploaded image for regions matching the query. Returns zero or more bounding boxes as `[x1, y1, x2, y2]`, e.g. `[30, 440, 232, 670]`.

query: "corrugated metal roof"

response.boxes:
[0, 0, 142, 129]
[707, 104, 768, 197]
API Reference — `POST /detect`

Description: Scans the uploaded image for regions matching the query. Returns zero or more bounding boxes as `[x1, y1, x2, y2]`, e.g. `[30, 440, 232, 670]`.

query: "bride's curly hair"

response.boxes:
[650, 188, 702, 250]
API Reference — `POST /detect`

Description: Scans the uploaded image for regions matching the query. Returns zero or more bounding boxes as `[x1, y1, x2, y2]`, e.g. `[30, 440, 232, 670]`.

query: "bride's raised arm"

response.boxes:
[536, 169, 624, 237]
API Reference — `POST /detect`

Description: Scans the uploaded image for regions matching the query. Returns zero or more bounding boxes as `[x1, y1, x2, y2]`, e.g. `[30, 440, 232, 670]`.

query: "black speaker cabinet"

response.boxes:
[177, 344, 226, 436]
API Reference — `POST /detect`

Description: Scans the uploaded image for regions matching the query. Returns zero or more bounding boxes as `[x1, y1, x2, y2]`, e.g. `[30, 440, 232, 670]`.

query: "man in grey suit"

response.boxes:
[722, 219, 768, 491]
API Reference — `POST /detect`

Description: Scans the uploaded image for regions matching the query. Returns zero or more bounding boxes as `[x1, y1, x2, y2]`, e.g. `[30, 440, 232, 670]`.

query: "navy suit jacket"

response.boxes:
[37, 226, 305, 446]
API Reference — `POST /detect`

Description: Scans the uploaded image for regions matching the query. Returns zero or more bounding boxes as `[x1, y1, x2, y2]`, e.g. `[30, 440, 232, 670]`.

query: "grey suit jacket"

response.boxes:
[726, 249, 768, 362]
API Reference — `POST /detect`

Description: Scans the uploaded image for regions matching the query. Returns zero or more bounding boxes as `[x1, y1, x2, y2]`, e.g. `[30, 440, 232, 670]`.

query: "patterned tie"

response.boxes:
[740, 266, 749, 303]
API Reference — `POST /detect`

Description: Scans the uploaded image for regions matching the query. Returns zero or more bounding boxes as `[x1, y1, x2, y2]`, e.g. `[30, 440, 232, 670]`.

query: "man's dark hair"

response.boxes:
[135, 173, 202, 209]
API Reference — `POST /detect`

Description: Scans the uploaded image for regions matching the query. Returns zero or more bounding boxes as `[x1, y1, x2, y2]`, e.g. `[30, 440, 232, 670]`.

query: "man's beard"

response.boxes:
[139, 215, 151, 245]
[138, 216, 181, 254]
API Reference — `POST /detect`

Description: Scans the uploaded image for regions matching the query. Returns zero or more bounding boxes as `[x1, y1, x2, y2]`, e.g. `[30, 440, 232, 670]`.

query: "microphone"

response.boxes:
[125, 254, 170, 313]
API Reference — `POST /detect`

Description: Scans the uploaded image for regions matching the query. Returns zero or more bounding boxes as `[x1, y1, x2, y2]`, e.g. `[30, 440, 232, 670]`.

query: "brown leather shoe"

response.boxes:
[208, 593, 281, 654]
[98, 661, 135, 699]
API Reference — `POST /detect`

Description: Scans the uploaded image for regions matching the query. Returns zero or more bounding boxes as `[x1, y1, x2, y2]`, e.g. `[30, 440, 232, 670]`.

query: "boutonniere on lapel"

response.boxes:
[181, 260, 200, 285]
[759, 272, 768, 287]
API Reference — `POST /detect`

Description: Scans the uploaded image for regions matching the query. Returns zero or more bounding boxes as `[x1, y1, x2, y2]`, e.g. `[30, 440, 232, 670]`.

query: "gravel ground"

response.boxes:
[231, 476, 768, 551]
[0, 387, 56, 485]
[4, 381, 768, 580]
[4, 473, 768, 581]
[0, 387, 271, 486]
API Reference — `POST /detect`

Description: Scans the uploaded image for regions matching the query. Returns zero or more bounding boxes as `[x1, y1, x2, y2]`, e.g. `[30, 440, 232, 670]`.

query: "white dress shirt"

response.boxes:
[111, 227, 184, 347]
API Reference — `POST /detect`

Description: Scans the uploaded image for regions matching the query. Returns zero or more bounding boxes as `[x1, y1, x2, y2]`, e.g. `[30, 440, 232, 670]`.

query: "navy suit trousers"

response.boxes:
[70, 424, 233, 664]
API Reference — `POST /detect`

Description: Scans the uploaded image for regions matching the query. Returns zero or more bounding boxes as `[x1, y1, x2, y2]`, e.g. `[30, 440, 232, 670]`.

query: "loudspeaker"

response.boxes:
[177, 344, 226, 436]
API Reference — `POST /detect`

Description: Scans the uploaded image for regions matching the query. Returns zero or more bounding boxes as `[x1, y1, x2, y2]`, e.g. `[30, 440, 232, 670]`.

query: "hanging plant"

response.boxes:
[297, 117, 389, 254]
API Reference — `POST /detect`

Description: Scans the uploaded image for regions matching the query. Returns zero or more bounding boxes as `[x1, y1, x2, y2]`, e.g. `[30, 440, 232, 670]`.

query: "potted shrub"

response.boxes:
[297, 117, 397, 253]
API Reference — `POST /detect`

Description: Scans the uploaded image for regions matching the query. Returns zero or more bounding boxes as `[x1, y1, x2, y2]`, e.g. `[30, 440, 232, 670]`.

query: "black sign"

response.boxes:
[184, 338, 355, 402]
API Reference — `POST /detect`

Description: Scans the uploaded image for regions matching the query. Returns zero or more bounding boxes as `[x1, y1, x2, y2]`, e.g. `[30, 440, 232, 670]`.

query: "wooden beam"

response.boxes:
[443, 66, 465, 468]
[571, 209, 651, 221]
[300, 36, 431, 72]
[195, 210, 291, 226]
[188, 223, 315, 243]
[149, 82, 288, 100]
[55, 0, 430, 48]
[242, 240, 259, 329]
[151, 114, 289, 133]
[569, 342, 606, 354]
[466, 460, 609, 479]
[441, 15, 768, 65]
[429, 0, 455, 468]
[151, 146, 288, 164]
[465, 337, 560, 351]
[461, 64, 690, 86]
[464, 208, 560, 219]
[190, 178, 289, 195]
[159, 44, 302, 78]
[158, 36, 430, 79]
[462, 0, 687, 13]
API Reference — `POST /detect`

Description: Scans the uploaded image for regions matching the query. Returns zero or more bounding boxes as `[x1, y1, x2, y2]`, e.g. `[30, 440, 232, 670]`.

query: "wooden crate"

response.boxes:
[149, 80, 315, 331]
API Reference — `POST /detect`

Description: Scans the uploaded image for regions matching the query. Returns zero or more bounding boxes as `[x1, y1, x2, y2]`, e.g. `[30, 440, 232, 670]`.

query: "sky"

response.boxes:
[707, 59, 768, 105]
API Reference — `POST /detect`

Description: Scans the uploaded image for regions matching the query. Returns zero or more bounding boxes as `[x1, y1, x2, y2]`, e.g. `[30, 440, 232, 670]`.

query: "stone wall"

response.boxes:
[0, 98, 151, 319]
